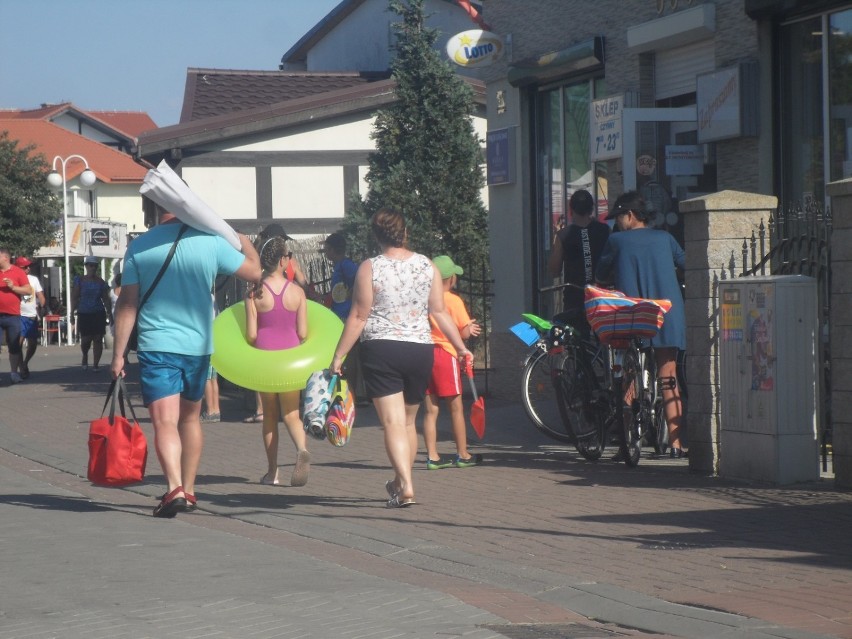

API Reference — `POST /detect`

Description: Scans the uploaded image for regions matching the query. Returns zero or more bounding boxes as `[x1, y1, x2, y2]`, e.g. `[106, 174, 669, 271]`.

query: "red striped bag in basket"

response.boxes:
[584, 285, 672, 345]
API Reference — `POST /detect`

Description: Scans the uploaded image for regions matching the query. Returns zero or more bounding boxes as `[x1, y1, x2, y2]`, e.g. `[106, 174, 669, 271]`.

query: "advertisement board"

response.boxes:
[34, 217, 128, 259]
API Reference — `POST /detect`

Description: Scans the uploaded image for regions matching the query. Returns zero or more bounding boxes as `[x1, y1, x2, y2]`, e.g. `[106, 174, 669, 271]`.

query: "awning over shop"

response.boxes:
[507, 36, 604, 88]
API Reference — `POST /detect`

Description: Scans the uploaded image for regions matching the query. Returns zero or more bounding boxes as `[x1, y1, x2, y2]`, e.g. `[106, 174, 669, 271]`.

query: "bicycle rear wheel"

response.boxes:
[619, 346, 643, 467]
[521, 348, 575, 443]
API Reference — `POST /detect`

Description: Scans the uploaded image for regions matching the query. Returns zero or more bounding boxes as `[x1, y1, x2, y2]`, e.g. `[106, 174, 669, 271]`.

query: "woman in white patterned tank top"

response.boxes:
[331, 208, 472, 508]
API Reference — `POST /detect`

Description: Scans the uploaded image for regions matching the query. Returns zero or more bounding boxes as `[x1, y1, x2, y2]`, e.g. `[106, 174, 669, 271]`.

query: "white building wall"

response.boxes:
[272, 167, 344, 219]
[227, 117, 376, 152]
[92, 183, 145, 231]
[183, 111, 488, 222]
[182, 167, 257, 220]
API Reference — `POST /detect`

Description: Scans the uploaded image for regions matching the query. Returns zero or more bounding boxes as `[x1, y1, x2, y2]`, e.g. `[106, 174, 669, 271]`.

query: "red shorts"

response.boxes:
[426, 345, 462, 398]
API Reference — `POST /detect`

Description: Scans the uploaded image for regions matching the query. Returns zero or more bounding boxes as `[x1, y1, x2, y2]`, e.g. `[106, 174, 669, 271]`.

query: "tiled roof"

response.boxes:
[180, 68, 390, 122]
[0, 119, 148, 183]
[0, 105, 67, 120]
[0, 103, 157, 141]
[84, 110, 158, 138]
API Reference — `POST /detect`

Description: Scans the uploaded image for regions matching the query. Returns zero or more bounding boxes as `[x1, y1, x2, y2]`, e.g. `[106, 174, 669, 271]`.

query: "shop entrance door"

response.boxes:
[622, 107, 715, 244]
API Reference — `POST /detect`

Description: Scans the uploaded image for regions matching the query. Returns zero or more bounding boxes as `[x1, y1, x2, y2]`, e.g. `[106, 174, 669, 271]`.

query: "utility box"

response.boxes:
[718, 275, 819, 484]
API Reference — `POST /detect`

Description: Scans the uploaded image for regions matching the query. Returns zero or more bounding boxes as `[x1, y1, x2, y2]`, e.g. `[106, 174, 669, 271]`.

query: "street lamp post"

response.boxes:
[47, 155, 97, 345]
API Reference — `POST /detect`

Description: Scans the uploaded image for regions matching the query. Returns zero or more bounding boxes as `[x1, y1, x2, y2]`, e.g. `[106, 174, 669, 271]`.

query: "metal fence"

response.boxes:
[722, 200, 832, 469]
[453, 259, 495, 395]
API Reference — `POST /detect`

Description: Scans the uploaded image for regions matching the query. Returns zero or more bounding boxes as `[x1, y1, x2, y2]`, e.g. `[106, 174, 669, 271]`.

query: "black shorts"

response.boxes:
[77, 311, 107, 337]
[360, 340, 434, 405]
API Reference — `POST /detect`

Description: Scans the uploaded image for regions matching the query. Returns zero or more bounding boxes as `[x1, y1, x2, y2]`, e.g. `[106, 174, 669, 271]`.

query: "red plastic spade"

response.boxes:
[464, 357, 485, 439]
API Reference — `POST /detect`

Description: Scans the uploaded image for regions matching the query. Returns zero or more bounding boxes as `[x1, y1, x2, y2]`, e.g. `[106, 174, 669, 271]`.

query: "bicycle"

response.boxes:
[515, 311, 608, 459]
[514, 283, 668, 466]
[514, 283, 612, 460]
[585, 285, 671, 466]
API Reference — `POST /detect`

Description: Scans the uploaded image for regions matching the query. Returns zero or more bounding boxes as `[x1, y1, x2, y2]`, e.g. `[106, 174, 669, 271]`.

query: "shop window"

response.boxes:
[780, 16, 824, 205]
[532, 78, 602, 317]
[829, 9, 852, 185]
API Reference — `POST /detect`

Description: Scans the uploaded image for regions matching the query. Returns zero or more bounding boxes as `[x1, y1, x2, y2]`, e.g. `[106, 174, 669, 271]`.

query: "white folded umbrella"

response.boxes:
[139, 160, 241, 250]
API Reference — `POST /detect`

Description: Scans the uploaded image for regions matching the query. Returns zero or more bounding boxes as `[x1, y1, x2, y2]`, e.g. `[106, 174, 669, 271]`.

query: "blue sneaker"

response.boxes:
[426, 457, 453, 470]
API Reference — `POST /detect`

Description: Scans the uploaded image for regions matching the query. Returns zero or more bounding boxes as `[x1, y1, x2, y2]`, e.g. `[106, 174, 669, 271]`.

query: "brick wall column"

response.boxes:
[680, 191, 777, 473]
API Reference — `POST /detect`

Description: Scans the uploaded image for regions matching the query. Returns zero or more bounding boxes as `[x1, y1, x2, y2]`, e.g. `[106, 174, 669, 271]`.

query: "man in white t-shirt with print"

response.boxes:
[15, 257, 45, 379]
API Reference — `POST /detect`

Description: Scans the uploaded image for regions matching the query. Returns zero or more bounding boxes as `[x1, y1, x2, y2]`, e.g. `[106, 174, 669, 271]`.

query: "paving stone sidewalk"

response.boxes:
[1, 345, 851, 638]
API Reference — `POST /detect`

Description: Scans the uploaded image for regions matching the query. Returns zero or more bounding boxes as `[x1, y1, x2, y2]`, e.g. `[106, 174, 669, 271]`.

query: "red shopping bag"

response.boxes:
[87, 377, 148, 486]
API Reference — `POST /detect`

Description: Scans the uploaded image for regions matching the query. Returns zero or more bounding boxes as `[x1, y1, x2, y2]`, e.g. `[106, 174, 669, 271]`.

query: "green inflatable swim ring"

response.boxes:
[211, 300, 343, 393]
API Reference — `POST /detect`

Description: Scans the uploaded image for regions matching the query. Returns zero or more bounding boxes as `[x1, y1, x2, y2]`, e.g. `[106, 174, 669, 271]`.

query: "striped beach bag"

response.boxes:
[325, 377, 355, 447]
[584, 285, 671, 345]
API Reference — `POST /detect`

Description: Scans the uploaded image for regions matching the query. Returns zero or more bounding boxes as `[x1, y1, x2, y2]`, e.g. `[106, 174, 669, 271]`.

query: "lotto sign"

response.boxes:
[446, 30, 503, 68]
[589, 95, 623, 162]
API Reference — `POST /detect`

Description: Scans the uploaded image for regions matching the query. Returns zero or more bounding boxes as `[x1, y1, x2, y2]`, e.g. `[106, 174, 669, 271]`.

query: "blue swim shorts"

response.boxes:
[20, 316, 39, 340]
[137, 351, 210, 406]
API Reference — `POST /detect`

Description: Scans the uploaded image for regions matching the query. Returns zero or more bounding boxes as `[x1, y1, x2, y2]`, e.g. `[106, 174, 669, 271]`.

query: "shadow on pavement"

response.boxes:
[0, 493, 114, 512]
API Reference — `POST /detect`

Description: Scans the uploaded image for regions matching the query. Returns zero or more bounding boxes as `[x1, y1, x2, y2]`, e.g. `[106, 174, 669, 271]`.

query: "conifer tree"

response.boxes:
[343, 0, 489, 275]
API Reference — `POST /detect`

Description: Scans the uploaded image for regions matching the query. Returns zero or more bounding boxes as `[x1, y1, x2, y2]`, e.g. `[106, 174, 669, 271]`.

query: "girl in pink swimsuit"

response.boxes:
[245, 236, 310, 487]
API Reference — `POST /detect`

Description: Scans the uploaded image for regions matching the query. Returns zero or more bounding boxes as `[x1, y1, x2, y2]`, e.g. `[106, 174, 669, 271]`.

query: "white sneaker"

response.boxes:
[10, 372, 23, 384]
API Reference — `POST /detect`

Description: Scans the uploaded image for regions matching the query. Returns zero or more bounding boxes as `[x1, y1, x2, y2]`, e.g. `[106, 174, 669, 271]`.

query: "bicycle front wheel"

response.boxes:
[558, 353, 605, 460]
[521, 348, 575, 443]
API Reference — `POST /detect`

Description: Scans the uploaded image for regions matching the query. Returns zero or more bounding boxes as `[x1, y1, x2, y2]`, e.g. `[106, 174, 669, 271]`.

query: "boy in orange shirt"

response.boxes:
[422, 255, 482, 469]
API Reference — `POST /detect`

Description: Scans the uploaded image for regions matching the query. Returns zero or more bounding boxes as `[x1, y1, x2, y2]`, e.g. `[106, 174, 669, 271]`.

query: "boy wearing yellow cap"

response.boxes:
[422, 255, 482, 469]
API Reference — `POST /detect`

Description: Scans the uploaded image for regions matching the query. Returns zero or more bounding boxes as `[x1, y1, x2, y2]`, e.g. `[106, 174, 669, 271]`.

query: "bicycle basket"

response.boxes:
[584, 285, 671, 344]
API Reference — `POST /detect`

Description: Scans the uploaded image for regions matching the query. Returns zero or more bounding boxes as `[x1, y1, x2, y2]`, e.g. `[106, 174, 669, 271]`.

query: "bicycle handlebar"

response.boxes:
[538, 281, 584, 294]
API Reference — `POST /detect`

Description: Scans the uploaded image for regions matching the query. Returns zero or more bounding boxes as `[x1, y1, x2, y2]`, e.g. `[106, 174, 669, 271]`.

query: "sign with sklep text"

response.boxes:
[589, 95, 623, 162]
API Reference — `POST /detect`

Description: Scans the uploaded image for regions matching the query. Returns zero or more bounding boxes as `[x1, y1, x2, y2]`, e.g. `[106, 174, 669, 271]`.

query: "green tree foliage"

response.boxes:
[343, 0, 489, 275]
[0, 131, 61, 255]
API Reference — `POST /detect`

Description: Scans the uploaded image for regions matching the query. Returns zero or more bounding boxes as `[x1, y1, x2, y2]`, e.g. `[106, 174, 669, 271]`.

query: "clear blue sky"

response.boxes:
[0, 0, 342, 127]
